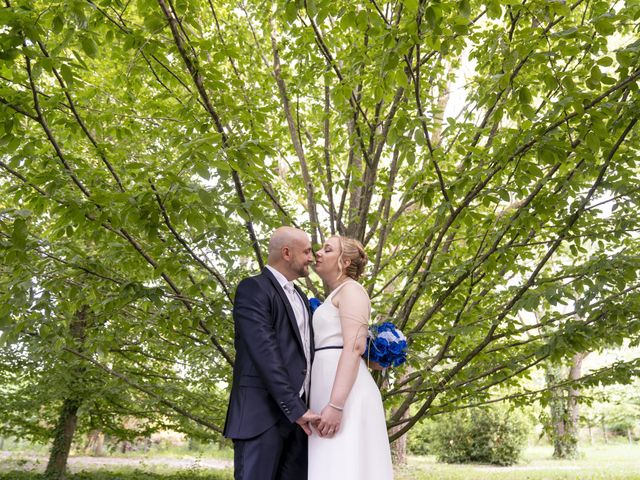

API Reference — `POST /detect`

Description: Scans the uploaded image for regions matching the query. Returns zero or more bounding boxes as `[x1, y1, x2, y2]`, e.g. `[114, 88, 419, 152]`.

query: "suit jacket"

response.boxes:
[223, 267, 314, 440]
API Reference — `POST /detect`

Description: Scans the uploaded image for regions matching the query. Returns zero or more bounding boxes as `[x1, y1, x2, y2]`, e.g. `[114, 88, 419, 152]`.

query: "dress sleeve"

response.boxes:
[336, 282, 370, 353]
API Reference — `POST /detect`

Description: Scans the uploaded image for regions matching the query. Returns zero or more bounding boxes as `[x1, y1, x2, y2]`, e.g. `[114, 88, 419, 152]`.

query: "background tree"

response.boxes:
[1, 0, 639, 475]
[582, 375, 640, 444]
[545, 352, 588, 459]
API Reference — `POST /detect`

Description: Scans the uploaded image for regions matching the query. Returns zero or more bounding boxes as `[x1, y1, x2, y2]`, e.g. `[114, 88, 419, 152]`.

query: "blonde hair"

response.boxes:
[337, 236, 368, 281]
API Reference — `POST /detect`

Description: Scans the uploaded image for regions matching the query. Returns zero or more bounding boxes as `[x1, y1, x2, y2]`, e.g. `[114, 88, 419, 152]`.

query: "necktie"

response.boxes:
[285, 283, 311, 397]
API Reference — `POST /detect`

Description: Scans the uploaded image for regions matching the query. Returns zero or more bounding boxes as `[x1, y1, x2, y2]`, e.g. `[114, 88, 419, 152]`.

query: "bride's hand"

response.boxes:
[317, 403, 343, 438]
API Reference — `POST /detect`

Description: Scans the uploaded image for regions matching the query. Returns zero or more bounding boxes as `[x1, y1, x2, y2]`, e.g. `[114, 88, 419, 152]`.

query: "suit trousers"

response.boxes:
[233, 417, 307, 480]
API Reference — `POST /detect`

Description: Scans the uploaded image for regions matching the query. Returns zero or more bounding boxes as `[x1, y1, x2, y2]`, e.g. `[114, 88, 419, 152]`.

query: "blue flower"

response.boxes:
[309, 297, 322, 314]
[392, 356, 406, 367]
[389, 340, 406, 355]
[362, 322, 408, 370]
[377, 322, 396, 333]
[373, 336, 390, 354]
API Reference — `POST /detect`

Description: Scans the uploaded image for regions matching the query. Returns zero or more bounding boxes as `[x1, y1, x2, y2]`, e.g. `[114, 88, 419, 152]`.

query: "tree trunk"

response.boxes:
[601, 415, 608, 444]
[546, 364, 568, 458]
[44, 399, 81, 480]
[390, 418, 408, 466]
[122, 440, 133, 453]
[44, 306, 89, 479]
[86, 430, 104, 456]
[389, 368, 412, 466]
[564, 352, 587, 455]
[547, 352, 588, 459]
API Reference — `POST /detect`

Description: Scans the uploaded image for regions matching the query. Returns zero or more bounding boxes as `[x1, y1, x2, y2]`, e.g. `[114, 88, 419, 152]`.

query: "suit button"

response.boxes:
[302, 369, 307, 375]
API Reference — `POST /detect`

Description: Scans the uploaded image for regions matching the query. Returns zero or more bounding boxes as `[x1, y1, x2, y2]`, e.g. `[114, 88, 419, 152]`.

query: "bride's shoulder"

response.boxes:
[341, 280, 368, 294]
[334, 281, 370, 304]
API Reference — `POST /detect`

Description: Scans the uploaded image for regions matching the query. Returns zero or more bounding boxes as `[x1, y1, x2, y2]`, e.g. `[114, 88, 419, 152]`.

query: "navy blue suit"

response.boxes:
[224, 267, 314, 480]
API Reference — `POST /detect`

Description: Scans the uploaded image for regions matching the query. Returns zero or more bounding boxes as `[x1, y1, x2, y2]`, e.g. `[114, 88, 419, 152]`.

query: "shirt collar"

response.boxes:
[266, 265, 290, 289]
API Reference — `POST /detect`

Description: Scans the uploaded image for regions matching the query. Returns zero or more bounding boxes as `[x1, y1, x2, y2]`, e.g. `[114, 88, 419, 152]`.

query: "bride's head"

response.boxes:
[314, 236, 368, 285]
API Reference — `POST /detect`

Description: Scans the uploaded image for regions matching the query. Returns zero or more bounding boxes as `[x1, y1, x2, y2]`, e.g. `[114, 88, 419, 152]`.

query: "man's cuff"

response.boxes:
[278, 394, 307, 423]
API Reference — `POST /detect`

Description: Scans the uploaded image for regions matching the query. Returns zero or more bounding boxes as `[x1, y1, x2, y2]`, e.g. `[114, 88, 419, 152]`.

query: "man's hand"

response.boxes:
[316, 403, 343, 438]
[295, 409, 321, 436]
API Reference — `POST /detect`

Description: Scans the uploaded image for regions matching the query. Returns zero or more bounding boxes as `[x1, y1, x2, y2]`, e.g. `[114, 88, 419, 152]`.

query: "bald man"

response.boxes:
[224, 227, 320, 480]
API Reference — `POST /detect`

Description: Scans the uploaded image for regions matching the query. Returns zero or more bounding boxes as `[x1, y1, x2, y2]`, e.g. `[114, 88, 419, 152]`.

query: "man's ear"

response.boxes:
[281, 246, 291, 261]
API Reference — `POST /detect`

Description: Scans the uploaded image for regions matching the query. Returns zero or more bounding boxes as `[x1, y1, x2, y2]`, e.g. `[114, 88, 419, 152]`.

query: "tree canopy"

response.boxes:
[1, 0, 639, 445]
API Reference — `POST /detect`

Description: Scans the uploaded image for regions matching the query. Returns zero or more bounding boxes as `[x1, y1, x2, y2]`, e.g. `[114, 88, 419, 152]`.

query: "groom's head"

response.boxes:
[267, 227, 313, 280]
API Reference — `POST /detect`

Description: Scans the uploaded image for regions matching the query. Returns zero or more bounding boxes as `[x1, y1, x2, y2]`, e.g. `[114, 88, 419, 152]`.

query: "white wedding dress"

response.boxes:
[308, 281, 394, 480]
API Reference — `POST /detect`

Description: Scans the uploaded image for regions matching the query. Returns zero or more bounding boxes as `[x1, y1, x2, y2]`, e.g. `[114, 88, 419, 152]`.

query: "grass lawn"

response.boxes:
[1, 443, 638, 479]
[0, 471, 232, 480]
[398, 444, 640, 480]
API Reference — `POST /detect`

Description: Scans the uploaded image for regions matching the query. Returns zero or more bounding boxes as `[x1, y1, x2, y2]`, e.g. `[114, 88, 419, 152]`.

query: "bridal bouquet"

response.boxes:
[363, 322, 407, 369]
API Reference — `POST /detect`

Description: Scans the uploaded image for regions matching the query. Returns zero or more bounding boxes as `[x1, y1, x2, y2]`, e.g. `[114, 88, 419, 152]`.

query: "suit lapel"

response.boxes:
[262, 268, 304, 352]
[294, 285, 315, 359]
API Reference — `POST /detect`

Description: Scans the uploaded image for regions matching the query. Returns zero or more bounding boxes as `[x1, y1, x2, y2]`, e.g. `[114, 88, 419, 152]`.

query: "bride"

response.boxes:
[308, 236, 394, 479]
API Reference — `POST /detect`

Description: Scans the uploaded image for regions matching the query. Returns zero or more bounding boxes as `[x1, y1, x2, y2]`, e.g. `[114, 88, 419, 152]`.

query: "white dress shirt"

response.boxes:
[266, 265, 311, 398]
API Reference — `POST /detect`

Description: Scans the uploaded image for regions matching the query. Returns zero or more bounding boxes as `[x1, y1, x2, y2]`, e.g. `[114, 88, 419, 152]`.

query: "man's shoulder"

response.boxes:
[234, 272, 277, 308]
[237, 271, 272, 291]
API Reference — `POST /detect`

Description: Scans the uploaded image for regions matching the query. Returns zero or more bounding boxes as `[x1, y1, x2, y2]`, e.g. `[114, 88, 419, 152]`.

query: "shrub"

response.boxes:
[408, 419, 437, 455]
[429, 404, 530, 466]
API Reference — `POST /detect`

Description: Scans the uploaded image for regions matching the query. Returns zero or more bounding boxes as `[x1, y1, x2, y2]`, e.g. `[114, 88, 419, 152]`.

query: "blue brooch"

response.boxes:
[309, 297, 322, 314]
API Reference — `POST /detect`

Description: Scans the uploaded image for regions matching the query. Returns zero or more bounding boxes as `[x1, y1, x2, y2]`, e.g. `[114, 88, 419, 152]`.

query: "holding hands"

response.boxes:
[297, 404, 344, 438]
[316, 402, 343, 438]
[296, 409, 322, 435]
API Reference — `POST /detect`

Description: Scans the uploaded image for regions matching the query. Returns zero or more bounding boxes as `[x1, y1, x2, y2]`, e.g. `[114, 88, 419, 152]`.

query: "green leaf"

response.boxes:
[520, 103, 536, 119]
[355, 10, 368, 31]
[585, 132, 600, 152]
[382, 53, 399, 72]
[11, 218, 28, 249]
[585, 76, 600, 90]
[593, 15, 616, 36]
[395, 69, 409, 89]
[518, 87, 532, 104]
[285, 2, 298, 23]
[52, 14, 64, 34]
[0, 48, 20, 60]
[459, 0, 471, 18]
[487, 1, 502, 19]
[60, 64, 74, 85]
[80, 35, 98, 58]
[4, 117, 14, 135]
[597, 56, 613, 67]
[341, 11, 356, 29]
[143, 13, 165, 32]
[195, 163, 210, 180]
[542, 73, 557, 90]
[404, 0, 419, 12]
[538, 145, 557, 164]
[553, 27, 578, 38]
[425, 6, 437, 29]
[1, 134, 16, 152]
